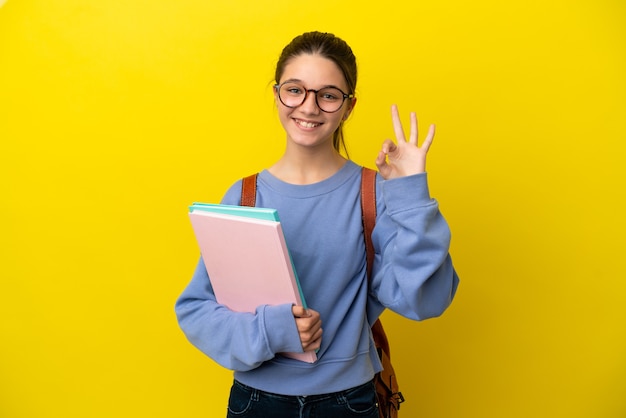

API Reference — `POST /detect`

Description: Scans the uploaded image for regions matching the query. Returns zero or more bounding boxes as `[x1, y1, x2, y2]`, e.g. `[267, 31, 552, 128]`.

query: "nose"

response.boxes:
[300, 90, 320, 114]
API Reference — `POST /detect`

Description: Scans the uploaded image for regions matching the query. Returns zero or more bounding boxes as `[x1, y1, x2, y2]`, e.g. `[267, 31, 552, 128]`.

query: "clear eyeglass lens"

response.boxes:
[278, 83, 345, 112]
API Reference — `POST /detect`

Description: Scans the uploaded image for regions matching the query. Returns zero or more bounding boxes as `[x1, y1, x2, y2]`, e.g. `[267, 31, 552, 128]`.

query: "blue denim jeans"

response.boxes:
[226, 379, 379, 418]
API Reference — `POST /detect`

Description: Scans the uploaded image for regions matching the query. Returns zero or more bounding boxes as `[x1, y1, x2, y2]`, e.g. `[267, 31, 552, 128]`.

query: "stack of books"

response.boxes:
[188, 203, 316, 363]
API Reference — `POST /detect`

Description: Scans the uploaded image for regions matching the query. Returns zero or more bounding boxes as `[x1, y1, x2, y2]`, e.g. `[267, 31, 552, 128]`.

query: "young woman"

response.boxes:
[175, 31, 459, 418]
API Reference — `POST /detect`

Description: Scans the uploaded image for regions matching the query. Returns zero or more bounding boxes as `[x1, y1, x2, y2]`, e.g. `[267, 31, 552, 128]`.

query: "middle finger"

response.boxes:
[391, 104, 406, 142]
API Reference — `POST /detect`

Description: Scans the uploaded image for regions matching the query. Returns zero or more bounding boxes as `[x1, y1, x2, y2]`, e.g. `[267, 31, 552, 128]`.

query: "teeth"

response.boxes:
[297, 120, 320, 128]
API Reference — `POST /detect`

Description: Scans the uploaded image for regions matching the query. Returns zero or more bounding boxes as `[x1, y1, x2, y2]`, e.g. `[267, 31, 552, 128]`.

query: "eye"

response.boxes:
[318, 88, 342, 102]
[282, 83, 305, 96]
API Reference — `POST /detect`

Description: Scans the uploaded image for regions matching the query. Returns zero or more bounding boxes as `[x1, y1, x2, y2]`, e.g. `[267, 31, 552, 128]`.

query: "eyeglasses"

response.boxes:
[274, 82, 354, 113]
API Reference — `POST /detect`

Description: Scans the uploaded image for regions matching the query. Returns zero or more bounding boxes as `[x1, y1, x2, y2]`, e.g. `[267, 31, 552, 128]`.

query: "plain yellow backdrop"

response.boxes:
[1, 0, 625, 417]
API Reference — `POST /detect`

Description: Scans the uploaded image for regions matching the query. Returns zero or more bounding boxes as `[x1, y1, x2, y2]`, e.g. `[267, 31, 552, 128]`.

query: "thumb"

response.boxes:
[292, 305, 310, 318]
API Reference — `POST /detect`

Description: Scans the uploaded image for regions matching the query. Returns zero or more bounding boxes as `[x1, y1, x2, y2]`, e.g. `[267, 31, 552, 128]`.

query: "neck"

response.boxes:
[269, 144, 346, 185]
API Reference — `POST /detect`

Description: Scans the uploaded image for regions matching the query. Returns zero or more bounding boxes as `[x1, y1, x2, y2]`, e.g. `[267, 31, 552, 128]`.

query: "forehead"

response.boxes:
[280, 53, 347, 90]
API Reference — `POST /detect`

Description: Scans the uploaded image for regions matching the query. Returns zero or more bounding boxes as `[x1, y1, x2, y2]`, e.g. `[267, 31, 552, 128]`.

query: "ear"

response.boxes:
[343, 97, 357, 120]
[273, 84, 280, 103]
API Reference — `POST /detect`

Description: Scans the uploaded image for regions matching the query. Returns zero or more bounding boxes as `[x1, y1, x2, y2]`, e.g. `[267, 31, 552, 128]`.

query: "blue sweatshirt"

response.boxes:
[175, 161, 459, 396]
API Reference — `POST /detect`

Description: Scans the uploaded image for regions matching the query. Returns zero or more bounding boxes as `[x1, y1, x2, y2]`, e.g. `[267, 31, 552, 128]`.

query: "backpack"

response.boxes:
[241, 167, 404, 418]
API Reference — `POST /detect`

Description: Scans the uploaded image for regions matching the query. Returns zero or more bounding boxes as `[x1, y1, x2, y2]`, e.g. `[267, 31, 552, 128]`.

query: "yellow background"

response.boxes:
[1, 0, 625, 417]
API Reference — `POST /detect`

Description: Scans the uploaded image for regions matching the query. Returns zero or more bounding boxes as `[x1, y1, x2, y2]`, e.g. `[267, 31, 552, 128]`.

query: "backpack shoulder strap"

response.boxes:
[241, 173, 258, 207]
[361, 167, 393, 356]
[360, 167, 377, 280]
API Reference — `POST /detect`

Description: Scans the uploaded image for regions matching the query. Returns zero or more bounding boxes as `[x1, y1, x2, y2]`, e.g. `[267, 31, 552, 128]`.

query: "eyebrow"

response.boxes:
[280, 78, 345, 91]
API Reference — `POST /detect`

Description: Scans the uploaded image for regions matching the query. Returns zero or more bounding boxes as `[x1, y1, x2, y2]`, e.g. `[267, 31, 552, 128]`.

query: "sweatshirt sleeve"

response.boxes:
[175, 258, 305, 371]
[370, 172, 460, 320]
[174, 181, 305, 371]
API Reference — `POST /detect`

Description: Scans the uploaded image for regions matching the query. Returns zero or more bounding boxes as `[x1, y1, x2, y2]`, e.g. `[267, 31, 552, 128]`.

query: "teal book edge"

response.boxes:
[189, 202, 308, 310]
[190, 202, 279, 221]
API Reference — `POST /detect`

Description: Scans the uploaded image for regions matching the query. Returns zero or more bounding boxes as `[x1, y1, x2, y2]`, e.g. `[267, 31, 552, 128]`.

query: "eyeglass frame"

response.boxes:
[274, 82, 355, 113]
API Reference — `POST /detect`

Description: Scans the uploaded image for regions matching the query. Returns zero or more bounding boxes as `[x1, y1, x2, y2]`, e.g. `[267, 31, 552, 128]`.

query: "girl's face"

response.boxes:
[274, 53, 355, 151]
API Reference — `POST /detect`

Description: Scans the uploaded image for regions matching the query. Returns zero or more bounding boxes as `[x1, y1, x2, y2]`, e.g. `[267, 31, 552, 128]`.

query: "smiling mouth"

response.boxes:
[295, 119, 322, 128]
